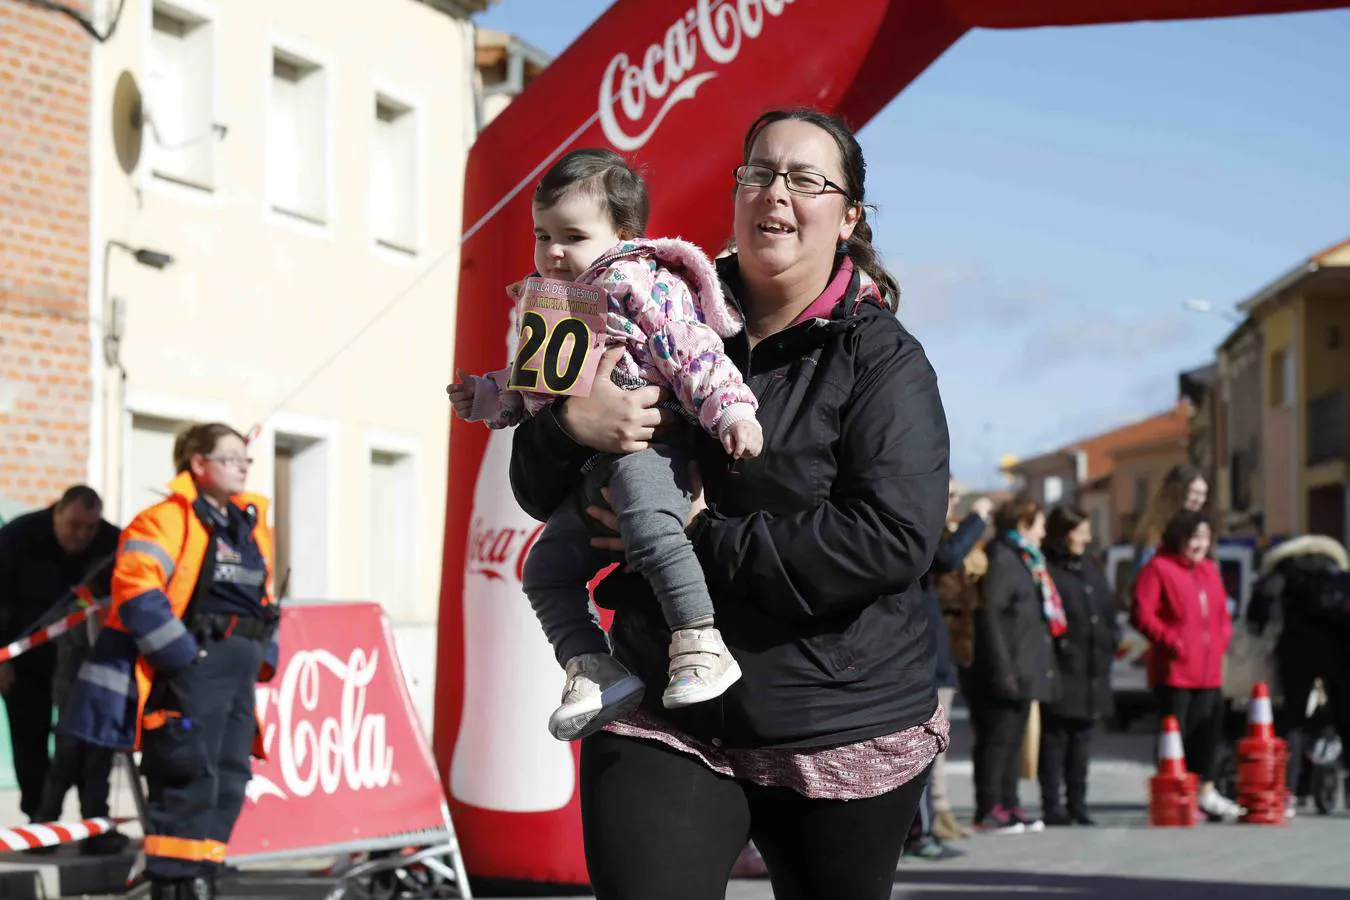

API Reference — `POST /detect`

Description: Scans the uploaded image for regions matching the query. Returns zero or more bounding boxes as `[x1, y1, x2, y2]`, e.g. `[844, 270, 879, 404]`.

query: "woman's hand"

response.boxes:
[587, 463, 706, 553]
[559, 348, 675, 453]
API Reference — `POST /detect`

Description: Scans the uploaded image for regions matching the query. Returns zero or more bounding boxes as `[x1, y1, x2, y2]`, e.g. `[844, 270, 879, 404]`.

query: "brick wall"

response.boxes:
[0, 0, 92, 509]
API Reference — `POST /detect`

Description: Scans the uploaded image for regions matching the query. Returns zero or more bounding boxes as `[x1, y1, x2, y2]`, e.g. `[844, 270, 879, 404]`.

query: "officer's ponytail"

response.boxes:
[174, 423, 247, 473]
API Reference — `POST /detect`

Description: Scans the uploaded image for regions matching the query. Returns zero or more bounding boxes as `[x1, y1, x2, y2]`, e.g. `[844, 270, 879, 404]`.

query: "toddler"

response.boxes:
[448, 148, 762, 741]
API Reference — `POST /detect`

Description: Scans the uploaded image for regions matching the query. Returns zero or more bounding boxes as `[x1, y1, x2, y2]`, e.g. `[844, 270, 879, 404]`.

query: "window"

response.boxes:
[369, 450, 417, 620]
[1269, 347, 1295, 408]
[1134, 476, 1150, 515]
[372, 95, 419, 252]
[273, 434, 330, 599]
[268, 49, 327, 223]
[1043, 475, 1064, 505]
[148, 3, 215, 188]
[125, 415, 186, 521]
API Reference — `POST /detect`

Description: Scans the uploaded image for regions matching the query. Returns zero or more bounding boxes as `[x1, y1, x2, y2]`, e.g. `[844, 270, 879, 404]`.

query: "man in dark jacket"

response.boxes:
[1248, 535, 1350, 807]
[908, 485, 991, 855]
[0, 486, 119, 824]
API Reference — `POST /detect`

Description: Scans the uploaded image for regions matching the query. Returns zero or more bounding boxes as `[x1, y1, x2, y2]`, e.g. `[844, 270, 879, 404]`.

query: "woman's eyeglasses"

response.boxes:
[206, 455, 253, 469]
[734, 164, 852, 201]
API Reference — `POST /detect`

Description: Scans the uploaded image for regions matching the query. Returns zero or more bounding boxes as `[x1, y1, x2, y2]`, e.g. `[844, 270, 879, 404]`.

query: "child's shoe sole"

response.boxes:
[548, 675, 645, 742]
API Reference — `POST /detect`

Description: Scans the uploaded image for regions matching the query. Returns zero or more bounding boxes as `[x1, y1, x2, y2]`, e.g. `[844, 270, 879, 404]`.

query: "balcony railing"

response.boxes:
[1308, 390, 1349, 466]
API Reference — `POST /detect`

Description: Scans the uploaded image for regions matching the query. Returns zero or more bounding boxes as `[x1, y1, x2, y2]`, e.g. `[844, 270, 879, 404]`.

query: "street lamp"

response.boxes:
[1183, 298, 1243, 325]
[108, 240, 174, 270]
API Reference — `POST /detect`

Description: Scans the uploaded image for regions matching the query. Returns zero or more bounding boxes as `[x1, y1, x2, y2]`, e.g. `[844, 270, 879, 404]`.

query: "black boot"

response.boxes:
[149, 880, 179, 900]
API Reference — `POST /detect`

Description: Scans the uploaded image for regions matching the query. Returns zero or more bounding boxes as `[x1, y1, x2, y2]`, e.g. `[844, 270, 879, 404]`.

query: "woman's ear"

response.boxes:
[838, 203, 861, 242]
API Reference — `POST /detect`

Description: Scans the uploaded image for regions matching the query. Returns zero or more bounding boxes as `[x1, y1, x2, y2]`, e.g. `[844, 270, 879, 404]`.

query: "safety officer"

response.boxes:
[62, 423, 280, 899]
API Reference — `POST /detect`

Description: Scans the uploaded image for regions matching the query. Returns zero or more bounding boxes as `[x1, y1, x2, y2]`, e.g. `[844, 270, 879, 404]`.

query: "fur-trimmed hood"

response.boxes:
[1261, 534, 1350, 575]
[588, 238, 743, 338]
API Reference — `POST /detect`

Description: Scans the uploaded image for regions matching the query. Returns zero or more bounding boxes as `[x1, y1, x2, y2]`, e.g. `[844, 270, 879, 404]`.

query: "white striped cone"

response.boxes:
[1247, 682, 1276, 741]
[0, 816, 130, 852]
[1157, 715, 1187, 777]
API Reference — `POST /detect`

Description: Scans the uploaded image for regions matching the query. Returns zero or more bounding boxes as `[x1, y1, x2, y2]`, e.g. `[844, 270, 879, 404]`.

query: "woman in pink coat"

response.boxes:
[1131, 509, 1242, 821]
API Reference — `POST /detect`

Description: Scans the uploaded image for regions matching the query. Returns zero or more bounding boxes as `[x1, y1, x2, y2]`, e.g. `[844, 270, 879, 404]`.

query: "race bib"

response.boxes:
[505, 277, 607, 397]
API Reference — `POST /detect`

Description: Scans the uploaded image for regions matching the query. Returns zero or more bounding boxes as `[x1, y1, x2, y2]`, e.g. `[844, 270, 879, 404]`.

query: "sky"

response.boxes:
[476, 2, 1350, 486]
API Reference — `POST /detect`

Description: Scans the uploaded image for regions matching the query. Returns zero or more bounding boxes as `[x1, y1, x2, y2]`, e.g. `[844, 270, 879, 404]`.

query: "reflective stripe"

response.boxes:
[76, 662, 132, 697]
[138, 617, 189, 655]
[144, 835, 227, 862]
[121, 539, 176, 580]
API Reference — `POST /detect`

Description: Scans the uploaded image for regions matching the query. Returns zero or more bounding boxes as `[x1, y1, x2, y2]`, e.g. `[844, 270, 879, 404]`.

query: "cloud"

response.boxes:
[897, 260, 1069, 335]
[1017, 310, 1202, 369]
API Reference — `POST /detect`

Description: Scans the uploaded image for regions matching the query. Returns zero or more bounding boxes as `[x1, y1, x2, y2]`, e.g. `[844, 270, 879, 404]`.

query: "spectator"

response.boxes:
[965, 495, 1061, 834]
[0, 486, 119, 824]
[1132, 464, 1208, 570]
[1132, 510, 1241, 821]
[910, 482, 992, 855]
[1248, 534, 1350, 815]
[1040, 505, 1116, 826]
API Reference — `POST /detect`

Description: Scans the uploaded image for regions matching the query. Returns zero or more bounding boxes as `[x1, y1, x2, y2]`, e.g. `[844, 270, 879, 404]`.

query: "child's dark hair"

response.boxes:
[534, 148, 648, 239]
[1160, 509, 1211, 555]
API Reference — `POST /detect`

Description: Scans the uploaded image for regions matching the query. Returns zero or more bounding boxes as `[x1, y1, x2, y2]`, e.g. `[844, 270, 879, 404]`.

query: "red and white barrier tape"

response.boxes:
[0, 601, 108, 664]
[0, 815, 133, 852]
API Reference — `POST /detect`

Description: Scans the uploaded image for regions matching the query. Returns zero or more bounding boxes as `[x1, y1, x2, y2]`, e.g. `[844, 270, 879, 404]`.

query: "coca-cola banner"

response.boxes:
[437, 0, 1347, 885]
[230, 602, 446, 860]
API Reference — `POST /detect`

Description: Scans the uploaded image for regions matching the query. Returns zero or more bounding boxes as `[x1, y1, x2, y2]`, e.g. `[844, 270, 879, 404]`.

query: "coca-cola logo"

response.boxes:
[467, 516, 544, 584]
[246, 648, 395, 803]
[599, 0, 796, 151]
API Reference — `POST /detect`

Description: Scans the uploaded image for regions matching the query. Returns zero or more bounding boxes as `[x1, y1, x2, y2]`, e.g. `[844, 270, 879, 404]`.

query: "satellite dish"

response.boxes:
[111, 70, 143, 175]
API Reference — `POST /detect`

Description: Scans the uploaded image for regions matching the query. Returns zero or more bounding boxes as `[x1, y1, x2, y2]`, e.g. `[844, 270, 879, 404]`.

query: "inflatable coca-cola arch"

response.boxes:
[437, 0, 1346, 884]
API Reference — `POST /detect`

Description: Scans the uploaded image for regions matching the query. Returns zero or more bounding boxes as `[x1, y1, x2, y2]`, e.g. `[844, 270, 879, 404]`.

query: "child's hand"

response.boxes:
[446, 370, 477, 420]
[721, 420, 763, 460]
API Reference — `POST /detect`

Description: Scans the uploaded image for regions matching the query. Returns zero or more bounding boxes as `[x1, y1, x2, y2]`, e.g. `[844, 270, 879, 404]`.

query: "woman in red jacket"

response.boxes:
[1131, 510, 1241, 821]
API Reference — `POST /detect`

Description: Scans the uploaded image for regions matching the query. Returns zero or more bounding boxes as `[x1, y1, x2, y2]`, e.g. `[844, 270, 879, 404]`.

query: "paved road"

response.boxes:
[217, 709, 1350, 899]
[10, 707, 1348, 898]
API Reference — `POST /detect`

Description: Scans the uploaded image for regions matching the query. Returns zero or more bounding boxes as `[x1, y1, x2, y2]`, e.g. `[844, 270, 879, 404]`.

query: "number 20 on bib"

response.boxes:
[506, 277, 607, 397]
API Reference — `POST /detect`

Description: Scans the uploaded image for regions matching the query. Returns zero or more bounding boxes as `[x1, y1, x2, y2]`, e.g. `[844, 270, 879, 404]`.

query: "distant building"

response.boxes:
[1003, 404, 1192, 549]
[1217, 238, 1350, 542]
[474, 27, 549, 129]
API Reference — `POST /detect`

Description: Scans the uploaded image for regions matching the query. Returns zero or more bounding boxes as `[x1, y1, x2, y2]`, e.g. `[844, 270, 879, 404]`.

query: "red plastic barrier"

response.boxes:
[229, 603, 449, 860]
[437, 0, 1350, 884]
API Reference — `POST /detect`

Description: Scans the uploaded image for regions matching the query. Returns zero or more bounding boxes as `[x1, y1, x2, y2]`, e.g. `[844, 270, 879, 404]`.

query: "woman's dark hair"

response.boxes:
[1044, 505, 1089, 554]
[1160, 509, 1212, 555]
[534, 148, 648, 240]
[994, 494, 1043, 534]
[741, 108, 900, 310]
[174, 423, 246, 474]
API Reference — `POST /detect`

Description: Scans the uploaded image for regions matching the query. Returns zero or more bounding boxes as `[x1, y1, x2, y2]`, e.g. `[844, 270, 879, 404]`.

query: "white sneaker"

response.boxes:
[1198, 786, 1244, 822]
[547, 653, 645, 742]
[662, 626, 742, 708]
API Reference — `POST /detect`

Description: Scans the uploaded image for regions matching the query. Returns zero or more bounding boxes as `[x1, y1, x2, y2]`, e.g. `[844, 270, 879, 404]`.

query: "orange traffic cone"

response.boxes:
[1246, 682, 1276, 741]
[1149, 715, 1198, 827]
[1237, 682, 1287, 825]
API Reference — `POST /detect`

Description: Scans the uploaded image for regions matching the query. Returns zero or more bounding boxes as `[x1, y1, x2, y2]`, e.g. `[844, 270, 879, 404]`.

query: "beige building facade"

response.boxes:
[85, 0, 489, 702]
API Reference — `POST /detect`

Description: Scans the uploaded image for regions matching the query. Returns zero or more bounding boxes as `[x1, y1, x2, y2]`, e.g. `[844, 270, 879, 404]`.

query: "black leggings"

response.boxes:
[580, 730, 929, 900]
[1155, 686, 1224, 784]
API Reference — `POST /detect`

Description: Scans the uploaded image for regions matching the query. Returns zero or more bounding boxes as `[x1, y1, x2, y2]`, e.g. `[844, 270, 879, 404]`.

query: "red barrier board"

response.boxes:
[229, 602, 446, 859]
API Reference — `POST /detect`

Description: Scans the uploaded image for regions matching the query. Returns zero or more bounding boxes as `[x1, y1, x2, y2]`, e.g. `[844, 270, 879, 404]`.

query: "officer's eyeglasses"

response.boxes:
[734, 164, 852, 201]
[206, 455, 253, 469]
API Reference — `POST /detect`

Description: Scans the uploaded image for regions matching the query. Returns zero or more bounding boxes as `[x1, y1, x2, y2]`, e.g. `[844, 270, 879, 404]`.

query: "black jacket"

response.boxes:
[1044, 550, 1115, 721]
[921, 514, 986, 688]
[508, 256, 951, 750]
[1248, 535, 1350, 667]
[971, 538, 1061, 704]
[0, 507, 120, 678]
